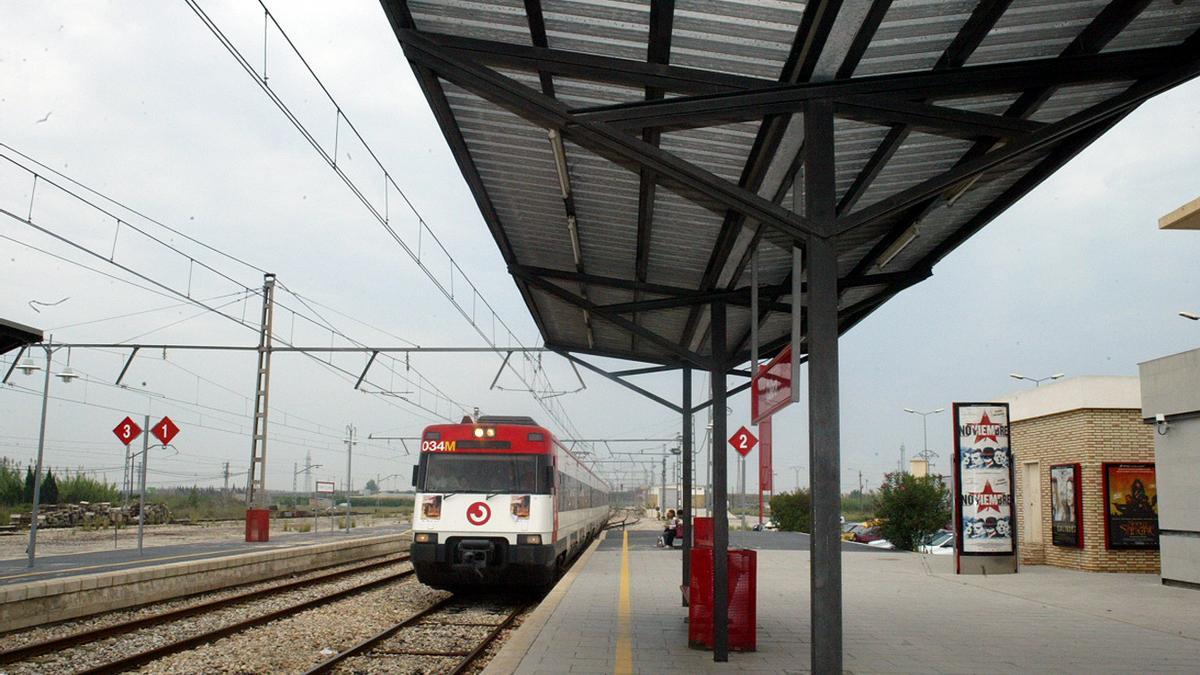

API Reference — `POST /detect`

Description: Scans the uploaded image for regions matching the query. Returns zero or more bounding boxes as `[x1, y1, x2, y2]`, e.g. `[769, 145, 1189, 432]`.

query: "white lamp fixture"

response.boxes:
[17, 356, 41, 376]
[877, 223, 920, 269]
[1180, 311, 1200, 321]
[548, 128, 571, 199]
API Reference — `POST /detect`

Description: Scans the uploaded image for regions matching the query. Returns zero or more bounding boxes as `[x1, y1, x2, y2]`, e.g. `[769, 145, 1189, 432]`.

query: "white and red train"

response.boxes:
[410, 415, 610, 588]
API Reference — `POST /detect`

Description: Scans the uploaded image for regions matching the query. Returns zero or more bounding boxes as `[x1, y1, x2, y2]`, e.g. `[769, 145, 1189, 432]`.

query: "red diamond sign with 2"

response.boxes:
[729, 426, 758, 457]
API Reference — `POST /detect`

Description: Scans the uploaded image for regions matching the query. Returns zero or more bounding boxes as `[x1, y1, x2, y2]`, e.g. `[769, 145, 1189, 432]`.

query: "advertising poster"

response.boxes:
[1104, 463, 1159, 549]
[954, 403, 1014, 555]
[1050, 464, 1083, 548]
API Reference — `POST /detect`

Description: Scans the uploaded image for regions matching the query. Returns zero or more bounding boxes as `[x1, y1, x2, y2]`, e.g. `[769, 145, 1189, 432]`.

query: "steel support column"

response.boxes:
[681, 366, 693, 605]
[710, 299, 729, 661]
[804, 98, 842, 673]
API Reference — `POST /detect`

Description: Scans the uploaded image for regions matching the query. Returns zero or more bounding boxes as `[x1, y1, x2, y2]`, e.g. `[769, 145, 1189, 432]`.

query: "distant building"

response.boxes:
[1139, 348, 1200, 589]
[1002, 377, 1159, 573]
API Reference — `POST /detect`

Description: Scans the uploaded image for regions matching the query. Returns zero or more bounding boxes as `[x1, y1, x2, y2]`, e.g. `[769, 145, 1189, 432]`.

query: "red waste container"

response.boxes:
[693, 516, 713, 549]
[245, 508, 271, 542]
[688, 547, 756, 651]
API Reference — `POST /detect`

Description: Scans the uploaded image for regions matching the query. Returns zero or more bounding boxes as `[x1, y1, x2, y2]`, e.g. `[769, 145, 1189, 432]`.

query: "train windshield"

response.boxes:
[421, 454, 548, 494]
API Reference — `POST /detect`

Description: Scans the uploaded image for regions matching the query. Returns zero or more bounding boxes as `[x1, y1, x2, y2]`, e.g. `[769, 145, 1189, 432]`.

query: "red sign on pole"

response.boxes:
[758, 417, 773, 492]
[113, 417, 142, 446]
[752, 346, 793, 423]
[151, 416, 180, 446]
[729, 426, 758, 457]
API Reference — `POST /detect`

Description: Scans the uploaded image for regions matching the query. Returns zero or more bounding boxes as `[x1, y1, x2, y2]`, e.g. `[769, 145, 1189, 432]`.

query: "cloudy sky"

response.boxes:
[2, 2, 1198, 497]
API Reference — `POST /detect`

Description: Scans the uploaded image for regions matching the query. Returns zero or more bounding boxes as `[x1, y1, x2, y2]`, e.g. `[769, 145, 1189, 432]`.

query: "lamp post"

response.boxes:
[790, 464, 805, 491]
[903, 407, 944, 471]
[17, 338, 78, 568]
[1009, 372, 1064, 386]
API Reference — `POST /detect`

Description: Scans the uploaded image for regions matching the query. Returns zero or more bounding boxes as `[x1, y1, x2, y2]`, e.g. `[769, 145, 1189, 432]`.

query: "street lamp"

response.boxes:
[790, 464, 805, 491]
[903, 407, 944, 471]
[1180, 311, 1199, 321]
[1009, 372, 1064, 386]
[19, 338, 78, 568]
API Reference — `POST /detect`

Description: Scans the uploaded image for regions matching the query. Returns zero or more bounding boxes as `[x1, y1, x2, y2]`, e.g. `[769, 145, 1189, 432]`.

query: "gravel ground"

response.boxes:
[2, 559, 415, 675]
[0, 515, 407, 558]
[0, 553, 408, 652]
[139, 577, 450, 674]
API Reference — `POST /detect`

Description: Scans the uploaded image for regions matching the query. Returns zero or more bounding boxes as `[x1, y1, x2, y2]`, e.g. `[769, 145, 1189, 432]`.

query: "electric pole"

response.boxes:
[247, 273, 276, 509]
[304, 449, 312, 493]
[344, 424, 356, 534]
[223, 462, 230, 494]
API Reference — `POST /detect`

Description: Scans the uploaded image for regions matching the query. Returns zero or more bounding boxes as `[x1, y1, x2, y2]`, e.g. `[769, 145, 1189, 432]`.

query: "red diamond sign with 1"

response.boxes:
[113, 417, 142, 446]
[152, 416, 180, 446]
[729, 425, 758, 457]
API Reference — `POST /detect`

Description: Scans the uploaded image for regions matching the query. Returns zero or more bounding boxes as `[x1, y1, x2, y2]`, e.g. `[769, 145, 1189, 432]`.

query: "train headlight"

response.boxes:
[485, 427, 496, 437]
[414, 532, 437, 544]
[474, 427, 485, 438]
[518, 534, 542, 546]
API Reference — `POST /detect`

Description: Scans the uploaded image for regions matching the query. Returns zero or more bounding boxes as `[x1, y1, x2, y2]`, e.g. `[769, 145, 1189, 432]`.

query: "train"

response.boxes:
[409, 415, 611, 589]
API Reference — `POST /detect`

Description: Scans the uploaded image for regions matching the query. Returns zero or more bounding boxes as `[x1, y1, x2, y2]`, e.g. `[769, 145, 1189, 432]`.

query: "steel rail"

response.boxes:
[0, 553, 410, 663]
[72, 564, 416, 675]
[302, 596, 527, 675]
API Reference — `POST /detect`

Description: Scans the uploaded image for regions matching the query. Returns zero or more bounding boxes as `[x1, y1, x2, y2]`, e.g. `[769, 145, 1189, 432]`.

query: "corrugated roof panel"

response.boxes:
[645, 187, 724, 289]
[408, 0, 532, 44]
[933, 93, 1024, 116]
[1029, 81, 1135, 123]
[853, 0, 976, 77]
[833, 119, 892, 208]
[541, 0, 650, 62]
[669, 0, 808, 79]
[531, 286, 591, 347]
[1103, 0, 1200, 53]
[552, 77, 646, 109]
[965, 0, 1109, 67]
[659, 121, 759, 184]
[564, 142, 641, 279]
[442, 81, 576, 271]
[851, 133, 975, 212]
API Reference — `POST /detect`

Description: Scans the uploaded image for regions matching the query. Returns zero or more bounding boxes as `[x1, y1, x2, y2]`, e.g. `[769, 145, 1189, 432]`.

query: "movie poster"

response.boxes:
[1104, 463, 1158, 549]
[1050, 464, 1082, 547]
[955, 403, 1014, 554]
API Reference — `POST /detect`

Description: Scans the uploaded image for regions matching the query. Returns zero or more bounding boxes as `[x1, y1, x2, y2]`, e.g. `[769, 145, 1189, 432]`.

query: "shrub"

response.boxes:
[875, 472, 952, 551]
[768, 489, 812, 533]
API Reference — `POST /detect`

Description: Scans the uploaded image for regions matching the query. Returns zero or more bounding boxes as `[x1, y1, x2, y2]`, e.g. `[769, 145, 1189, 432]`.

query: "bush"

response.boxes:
[875, 473, 952, 551]
[768, 489, 812, 533]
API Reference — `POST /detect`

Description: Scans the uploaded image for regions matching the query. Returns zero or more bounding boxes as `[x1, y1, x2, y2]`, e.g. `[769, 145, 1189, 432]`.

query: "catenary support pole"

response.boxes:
[26, 342, 52, 568]
[804, 97, 842, 674]
[345, 424, 355, 534]
[681, 366, 692, 605]
[138, 414, 149, 555]
[711, 299, 729, 661]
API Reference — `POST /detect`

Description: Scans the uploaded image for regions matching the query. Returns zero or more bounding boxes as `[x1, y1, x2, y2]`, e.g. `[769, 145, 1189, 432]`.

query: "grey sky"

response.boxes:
[2, 2, 1198, 496]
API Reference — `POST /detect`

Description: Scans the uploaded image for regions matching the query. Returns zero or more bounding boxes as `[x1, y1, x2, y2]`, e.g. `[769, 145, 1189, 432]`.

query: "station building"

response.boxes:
[1139, 347, 1200, 589]
[1002, 377, 1159, 573]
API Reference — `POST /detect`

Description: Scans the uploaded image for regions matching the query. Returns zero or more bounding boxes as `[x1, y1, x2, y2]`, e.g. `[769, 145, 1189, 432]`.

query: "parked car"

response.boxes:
[919, 530, 955, 555]
[866, 538, 894, 549]
[852, 526, 885, 544]
[752, 519, 778, 532]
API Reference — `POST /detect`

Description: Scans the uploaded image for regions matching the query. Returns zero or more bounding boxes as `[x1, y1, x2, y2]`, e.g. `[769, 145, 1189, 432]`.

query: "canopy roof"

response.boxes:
[383, 0, 1200, 370]
[0, 318, 42, 357]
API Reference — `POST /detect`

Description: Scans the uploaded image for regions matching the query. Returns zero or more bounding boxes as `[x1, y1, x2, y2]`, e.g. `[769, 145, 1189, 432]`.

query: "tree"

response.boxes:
[24, 466, 35, 503]
[875, 472, 951, 551]
[365, 479, 379, 494]
[768, 489, 812, 533]
[40, 470, 60, 505]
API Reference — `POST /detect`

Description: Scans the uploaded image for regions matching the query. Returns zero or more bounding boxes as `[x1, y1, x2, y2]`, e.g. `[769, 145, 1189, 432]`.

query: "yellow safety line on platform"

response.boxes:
[615, 529, 633, 674]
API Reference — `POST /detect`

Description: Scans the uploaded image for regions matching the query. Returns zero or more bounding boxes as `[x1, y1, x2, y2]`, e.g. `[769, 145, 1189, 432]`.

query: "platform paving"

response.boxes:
[0, 523, 410, 586]
[499, 530, 1200, 674]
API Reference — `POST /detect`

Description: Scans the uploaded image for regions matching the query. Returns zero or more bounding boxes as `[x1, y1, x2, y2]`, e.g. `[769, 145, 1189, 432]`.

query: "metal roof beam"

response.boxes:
[597, 293, 791, 316]
[836, 54, 1200, 236]
[417, 31, 770, 94]
[570, 46, 1176, 131]
[396, 29, 818, 245]
[557, 351, 682, 414]
[515, 268, 713, 369]
[835, 97, 1044, 141]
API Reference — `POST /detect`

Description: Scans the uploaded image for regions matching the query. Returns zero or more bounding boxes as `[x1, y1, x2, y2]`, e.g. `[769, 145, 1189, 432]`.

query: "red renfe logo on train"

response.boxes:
[466, 501, 491, 526]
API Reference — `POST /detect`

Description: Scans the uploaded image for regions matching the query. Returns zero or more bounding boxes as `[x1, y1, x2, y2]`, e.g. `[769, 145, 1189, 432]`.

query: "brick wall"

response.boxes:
[1011, 408, 1159, 573]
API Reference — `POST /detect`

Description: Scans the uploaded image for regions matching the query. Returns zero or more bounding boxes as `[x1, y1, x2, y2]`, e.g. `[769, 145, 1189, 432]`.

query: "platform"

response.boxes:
[485, 530, 1200, 674]
[0, 523, 411, 586]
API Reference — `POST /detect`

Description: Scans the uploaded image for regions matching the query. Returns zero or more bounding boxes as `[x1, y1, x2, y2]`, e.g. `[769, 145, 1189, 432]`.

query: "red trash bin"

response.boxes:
[693, 516, 713, 548]
[245, 508, 271, 542]
[688, 547, 756, 651]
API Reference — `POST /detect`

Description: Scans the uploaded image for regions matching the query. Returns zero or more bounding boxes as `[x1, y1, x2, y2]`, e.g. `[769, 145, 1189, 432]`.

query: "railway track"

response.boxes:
[0, 554, 412, 674]
[304, 594, 530, 675]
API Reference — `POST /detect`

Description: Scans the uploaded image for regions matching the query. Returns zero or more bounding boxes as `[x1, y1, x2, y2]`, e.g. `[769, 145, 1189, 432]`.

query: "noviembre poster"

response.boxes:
[1104, 463, 1158, 549]
[954, 404, 1014, 554]
[1050, 464, 1082, 547]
